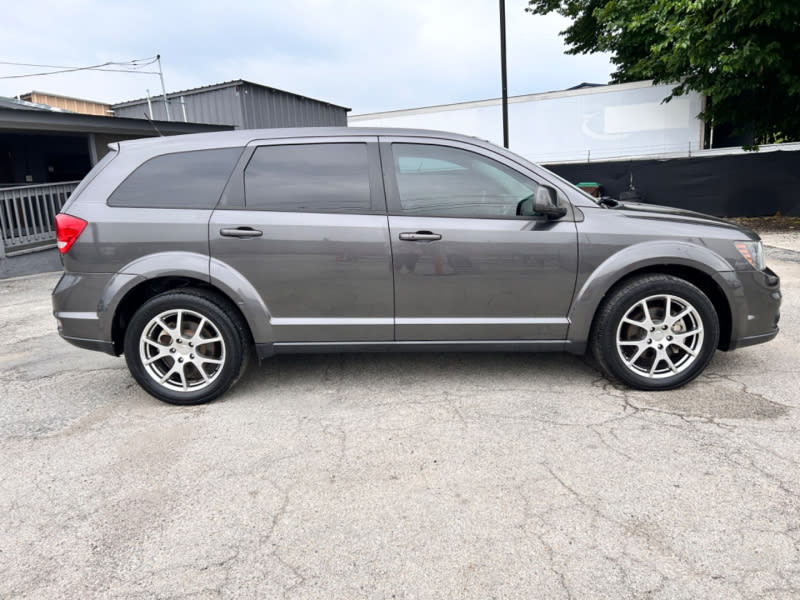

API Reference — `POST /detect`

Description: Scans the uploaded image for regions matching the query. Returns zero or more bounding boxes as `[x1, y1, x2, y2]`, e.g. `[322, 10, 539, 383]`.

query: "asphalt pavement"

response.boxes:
[1, 240, 798, 599]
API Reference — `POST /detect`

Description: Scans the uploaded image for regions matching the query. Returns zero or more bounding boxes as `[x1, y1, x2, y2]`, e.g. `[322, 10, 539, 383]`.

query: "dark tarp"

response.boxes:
[545, 150, 800, 217]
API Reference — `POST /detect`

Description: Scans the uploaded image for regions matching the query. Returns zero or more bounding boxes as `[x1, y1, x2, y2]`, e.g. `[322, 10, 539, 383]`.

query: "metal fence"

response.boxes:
[0, 181, 80, 258]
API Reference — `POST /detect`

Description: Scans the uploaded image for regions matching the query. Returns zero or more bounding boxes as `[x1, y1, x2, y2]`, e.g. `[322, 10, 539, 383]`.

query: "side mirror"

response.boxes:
[533, 186, 567, 220]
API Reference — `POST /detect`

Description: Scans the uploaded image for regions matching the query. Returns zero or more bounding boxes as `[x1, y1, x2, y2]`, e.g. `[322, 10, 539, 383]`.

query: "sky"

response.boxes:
[0, 0, 614, 115]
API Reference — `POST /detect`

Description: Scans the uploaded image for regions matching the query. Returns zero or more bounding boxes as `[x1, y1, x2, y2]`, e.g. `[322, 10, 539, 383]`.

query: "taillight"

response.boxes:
[55, 214, 88, 254]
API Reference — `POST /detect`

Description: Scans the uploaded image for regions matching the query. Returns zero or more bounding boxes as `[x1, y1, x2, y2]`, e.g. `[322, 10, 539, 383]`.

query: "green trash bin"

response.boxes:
[577, 182, 602, 198]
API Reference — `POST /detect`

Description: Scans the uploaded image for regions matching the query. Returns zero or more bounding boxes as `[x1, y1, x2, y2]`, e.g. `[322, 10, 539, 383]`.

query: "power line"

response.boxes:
[0, 56, 158, 69]
[0, 68, 161, 79]
[0, 56, 160, 80]
[0, 54, 173, 121]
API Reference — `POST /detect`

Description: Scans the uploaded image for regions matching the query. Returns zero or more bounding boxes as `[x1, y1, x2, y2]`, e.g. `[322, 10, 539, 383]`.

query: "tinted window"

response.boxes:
[245, 143, 371, 212]
[391, 143, 538, 218]
[108, 148, 242, 209]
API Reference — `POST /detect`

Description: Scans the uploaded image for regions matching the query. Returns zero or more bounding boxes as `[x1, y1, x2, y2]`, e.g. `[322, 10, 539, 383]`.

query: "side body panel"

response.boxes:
[209, 136, 395, 343]
[388, 215, 577, 340]
[380, 136, 579, 341]
[210, 212, 394, 342]
[62, 207, 212, 275]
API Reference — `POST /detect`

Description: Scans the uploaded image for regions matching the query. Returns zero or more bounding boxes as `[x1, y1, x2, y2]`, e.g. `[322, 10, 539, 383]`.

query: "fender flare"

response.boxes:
[567, 241, 739, 347]
[98, 251, 214, 340]
[208, 257, 274, 345]
[100, 252, 274, 349]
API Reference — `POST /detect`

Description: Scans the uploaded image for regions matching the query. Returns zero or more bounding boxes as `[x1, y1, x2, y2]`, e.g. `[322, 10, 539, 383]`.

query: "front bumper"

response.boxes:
[727, 328, 780, 351]
[57, 333, 117, 356]
[725, 266, 781, 351]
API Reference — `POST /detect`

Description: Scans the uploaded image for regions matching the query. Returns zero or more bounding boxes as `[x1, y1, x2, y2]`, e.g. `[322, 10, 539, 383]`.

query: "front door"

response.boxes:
[381, 138, 578, 341]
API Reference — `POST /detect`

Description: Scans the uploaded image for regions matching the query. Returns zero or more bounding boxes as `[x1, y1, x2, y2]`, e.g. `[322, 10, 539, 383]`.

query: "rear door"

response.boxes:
[381, 136, 579, 341]
[209, 136, 394, 343]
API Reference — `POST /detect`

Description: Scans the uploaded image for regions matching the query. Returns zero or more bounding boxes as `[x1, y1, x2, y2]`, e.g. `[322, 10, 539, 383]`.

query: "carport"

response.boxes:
[0, 97, 232, 257]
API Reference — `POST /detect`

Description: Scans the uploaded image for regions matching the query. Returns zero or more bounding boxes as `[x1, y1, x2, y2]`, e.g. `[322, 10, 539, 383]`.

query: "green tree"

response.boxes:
[527, 0, 800, 145]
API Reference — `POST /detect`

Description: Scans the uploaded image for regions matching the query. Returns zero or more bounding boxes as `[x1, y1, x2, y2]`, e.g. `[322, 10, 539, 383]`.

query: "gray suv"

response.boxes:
[52, 128, 781, 404]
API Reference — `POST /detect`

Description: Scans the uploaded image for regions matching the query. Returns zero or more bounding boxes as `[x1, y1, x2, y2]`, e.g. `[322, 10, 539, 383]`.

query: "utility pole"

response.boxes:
[499, 0, 509, 148]
[156, 54, 171, 122]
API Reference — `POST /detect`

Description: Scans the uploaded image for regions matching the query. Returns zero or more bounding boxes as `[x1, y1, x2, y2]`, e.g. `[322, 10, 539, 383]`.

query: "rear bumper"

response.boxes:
[52, 271, 141, 356]
[52, 272, 109, 347]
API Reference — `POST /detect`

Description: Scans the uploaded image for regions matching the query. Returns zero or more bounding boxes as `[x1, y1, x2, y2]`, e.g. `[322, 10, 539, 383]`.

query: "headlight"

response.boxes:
[734, 240, 765, 270]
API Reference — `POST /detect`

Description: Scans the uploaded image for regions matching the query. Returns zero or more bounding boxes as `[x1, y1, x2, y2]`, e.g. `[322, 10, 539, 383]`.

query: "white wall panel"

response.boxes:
[350, 81, 704, 163]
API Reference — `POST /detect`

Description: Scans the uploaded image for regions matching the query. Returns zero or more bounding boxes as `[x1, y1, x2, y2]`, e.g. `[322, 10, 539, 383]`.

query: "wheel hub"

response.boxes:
[615, 293, 705, 379]
[139, 308, 226, 393]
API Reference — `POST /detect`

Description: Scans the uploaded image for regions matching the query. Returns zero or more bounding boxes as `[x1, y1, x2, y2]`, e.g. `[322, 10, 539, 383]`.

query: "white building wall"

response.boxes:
[349, 81, 704, 163]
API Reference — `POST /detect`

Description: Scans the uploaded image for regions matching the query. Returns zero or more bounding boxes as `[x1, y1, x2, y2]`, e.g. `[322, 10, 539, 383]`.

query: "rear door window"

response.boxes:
[244, 143, 373, 213]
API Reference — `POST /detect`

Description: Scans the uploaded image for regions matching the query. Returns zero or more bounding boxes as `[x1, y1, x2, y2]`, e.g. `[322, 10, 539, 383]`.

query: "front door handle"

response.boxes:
[220, 227, 263, 238]
[398, 231, 442, 241]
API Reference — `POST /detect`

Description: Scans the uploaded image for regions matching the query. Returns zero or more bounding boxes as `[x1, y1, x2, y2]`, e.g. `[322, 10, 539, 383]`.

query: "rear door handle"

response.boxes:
[220, 227, 263, 238]
[398, 231, 442, 241]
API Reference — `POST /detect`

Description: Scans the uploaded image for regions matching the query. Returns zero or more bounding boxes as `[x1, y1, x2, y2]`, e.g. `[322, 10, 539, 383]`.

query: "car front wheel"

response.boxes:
[591, 274, 720, 390]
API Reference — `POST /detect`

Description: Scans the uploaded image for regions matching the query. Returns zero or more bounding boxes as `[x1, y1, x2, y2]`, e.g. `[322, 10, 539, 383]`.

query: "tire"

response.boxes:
[123, 290, 251, 405]
[591, 274, 720, 390]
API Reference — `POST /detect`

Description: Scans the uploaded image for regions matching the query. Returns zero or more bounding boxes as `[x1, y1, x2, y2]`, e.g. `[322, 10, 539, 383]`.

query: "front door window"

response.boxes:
[392, 143, 539, 219]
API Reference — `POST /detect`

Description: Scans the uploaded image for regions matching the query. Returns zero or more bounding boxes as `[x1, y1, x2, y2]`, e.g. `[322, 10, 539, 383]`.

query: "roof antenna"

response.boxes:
[143, 112, 164, 137]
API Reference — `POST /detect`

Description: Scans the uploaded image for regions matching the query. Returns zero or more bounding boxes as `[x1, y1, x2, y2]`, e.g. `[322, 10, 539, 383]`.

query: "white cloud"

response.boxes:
[0, 0, 613, 113]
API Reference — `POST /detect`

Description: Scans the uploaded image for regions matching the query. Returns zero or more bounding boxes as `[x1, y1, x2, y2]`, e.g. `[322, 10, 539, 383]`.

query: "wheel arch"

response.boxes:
[110, 276, 256, 355]
[589, 266, 733, 351]
[568, 243, 736, 352]
[101, 252, 273, 356]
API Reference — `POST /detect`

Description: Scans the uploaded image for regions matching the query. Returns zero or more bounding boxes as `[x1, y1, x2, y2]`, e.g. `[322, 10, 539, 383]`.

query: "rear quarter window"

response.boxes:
[108, 147, 242, 209]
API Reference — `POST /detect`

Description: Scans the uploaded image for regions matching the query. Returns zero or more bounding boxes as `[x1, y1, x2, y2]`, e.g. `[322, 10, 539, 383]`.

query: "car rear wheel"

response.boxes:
[123, 290, 250, 404]
[591, 274, 720, 390]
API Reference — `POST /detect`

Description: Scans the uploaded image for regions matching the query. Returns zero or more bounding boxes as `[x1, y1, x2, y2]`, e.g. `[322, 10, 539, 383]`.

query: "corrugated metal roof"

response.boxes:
[112, 79, 350, 111]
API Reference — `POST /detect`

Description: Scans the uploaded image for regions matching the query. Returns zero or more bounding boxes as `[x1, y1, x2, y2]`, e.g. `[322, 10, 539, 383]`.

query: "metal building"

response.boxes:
[112, 80, 350, 129]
